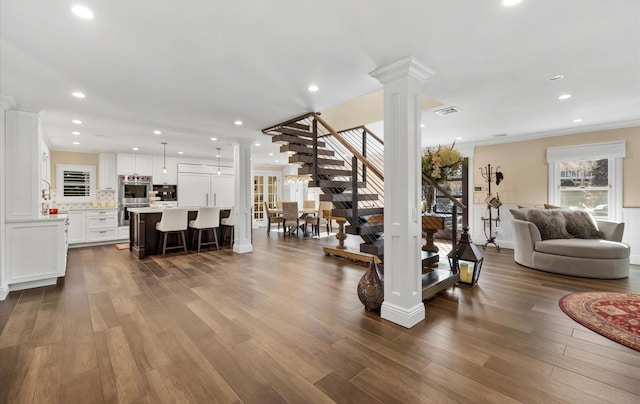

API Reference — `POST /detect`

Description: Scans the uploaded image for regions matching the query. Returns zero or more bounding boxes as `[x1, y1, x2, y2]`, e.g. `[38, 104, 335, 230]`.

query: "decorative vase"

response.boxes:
[357, 258, 384, 311]
[424, 185, 436, 214]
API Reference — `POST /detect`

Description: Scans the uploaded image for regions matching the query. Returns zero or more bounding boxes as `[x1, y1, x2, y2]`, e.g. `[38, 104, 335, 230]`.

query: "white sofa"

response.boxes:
[511, 208, 630, 279]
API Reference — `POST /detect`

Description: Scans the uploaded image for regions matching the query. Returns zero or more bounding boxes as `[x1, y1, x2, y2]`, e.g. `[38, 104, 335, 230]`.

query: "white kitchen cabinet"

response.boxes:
[5, 109, 41, 220]
[6, 218, 67, 291]
[67, 210, 86, 244]
[99, 153, 117, 190]
[177, 164, 234, 207]
[85, 209, 118, 242]
[117, 153, 153, 176]
[152, 155, 178, 185]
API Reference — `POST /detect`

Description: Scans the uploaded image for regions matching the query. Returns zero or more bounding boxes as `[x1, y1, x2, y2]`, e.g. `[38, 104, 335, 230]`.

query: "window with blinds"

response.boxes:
[56, 164, 96, 203]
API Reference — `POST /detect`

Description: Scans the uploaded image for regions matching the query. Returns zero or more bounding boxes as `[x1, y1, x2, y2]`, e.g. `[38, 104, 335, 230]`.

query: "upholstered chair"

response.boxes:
[264, 201, 284, 235]
[220, 208, 235, 247]
[156, 208, 188, 257]
[188, 206, 220, 252]
[282, 202, 300, 236]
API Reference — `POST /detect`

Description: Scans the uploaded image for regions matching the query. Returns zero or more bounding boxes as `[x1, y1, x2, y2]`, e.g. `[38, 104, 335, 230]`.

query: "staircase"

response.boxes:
[262, 113, 386, 258]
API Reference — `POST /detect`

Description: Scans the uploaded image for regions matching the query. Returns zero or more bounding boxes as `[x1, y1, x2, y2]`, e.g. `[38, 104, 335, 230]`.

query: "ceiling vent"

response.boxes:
[434, 106, 461, 116]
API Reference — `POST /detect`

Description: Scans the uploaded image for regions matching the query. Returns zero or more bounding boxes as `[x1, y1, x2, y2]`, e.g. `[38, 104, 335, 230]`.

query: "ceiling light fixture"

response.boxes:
[308, 84, 319, 92]
[234, 120, 243, 126]
[255, 143, 261, 146]
[178, 151, 184, 155]
[502, 0, 522, 6]
[573, 118, 583, 123]
[154, 130, 161, 135]
[211, 137, 217, 141]
[548, 74, 564, 81]
[72, 91, 85, 98]
[72, 131, 80, 135]
[132, 147, 139, 151]
[72, 141, 80, 145]
[71, 5, 94, 20]
[558, 94, 572, 100]
[72, 119, 82, 124]
[268, 153, 273, 156]
[161, 141, 168, 174]
[216, 147, 222, 175]
[420, 124, 425, 128]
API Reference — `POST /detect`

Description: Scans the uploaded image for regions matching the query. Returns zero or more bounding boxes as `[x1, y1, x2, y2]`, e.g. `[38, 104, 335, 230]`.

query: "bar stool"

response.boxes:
[156, 208, 188, 257]
[189, 207, 220, 252]
[220, 208, 234, 247]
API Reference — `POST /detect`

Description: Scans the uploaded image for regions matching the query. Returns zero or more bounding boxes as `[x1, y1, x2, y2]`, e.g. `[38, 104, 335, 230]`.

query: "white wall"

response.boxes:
[0, 96, 16, 300]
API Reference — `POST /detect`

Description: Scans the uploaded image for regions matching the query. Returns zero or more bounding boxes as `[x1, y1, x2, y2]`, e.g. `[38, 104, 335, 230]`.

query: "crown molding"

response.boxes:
[370, 56, 436, 84]
[465, 119, 640, 148]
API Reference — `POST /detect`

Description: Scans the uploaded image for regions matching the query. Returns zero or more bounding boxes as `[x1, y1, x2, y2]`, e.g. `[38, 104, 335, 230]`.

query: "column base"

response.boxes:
[232, 242, 253, 254]
[0, 284, 8, 301]
[380, 301, 425, 328]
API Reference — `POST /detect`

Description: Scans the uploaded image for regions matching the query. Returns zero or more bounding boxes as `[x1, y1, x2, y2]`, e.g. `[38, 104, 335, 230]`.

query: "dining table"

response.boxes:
[271, 207, 317, 236]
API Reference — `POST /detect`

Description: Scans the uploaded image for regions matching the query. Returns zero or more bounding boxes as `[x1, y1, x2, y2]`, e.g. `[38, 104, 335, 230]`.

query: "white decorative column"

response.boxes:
[232, 139, 254, 254]
[370, 57, 435, 328]
[0, 95, 16, 300]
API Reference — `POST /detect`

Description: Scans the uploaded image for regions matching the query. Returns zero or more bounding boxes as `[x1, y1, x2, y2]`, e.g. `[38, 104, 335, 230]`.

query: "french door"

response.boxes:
[253, 172, 281, 225]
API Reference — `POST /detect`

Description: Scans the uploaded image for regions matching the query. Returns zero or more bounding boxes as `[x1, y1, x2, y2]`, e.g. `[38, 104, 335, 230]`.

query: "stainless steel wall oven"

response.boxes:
[118, 175, 152, 226]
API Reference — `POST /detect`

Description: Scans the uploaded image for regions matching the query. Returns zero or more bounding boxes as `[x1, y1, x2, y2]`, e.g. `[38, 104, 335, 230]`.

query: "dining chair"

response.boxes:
[156, 208, 188, 257]
[220, 208, 234, 247]
[276, 201, 283, 210]
[303, 200, 316, 210]
[282, 201, 300, 236]
[188, 206, 220, 252]
[306, 201, 333, 236]
[264, 201, 284, 235]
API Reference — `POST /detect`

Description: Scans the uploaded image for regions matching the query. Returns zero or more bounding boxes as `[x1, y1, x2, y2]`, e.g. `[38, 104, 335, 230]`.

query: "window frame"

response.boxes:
[56, 164, 96, 204]
[547, 141, 625, 221]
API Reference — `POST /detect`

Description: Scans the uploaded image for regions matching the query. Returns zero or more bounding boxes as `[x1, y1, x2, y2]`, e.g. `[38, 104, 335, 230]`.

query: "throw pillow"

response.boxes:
[510, 208, 526, 220]
[525, 209, 572, 240]
[544, 203, 561, 209]
[560, 210, 605, 239]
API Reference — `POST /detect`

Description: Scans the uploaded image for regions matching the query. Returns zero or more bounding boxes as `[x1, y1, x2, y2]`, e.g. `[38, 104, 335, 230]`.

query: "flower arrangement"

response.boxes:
[421, 142, 463, 183]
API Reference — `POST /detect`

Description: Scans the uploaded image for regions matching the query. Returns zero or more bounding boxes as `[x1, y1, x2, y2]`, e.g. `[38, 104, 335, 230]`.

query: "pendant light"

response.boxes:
[161, 141, 168, 173]
[216, 147, 222, 175]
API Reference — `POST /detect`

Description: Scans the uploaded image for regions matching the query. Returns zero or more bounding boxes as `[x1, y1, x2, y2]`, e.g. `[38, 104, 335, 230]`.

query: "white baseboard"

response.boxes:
[381, 301, 425, 328]
[8, 277, 57, 293]
[0, 285, 8, 301]
[232, 242, 253, 254]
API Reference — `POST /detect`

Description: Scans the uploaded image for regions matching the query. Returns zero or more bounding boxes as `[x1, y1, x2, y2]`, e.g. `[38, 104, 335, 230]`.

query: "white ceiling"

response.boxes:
[1, 0, 639, 166]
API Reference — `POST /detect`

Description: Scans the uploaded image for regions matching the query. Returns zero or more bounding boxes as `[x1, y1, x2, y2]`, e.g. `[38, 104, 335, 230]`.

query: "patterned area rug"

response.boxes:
[559, 292, 640, 351]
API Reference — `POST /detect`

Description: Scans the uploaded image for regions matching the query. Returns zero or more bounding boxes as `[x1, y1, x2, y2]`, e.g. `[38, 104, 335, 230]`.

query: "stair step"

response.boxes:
[332, 208, 383, 218]
[360, 240, 384, 256]
[317, 180, 365, 188]
[276, 127, 315, 138]
[280, 144, 335, 156]
[284, 122, 310, 131]
[346, 223, 384, 235]
[272, 134, 325, 147]
[298, 166, 351, 176]
[320, 193, 379, 202]
[289, 155, 345, 166]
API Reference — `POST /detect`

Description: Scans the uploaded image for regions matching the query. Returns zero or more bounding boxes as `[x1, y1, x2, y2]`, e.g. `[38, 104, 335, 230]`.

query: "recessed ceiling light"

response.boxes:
[255, 143, 261, 146]
[211, 137, 217, 141]
[178, 151, 184, 155]
[72, 141, 80, 145]
[308, 84, 319, 92]
[548, 74, 564, 81]
[71, 5, 94, 20]
[573, 118, 583, 123]
[132, 147, 139, 151]
[502, 0, 522, 6]
[72, 91, 86, 98]
[72, 131, 80, 135]
[456, 137, 463, 140]
[420, 124, 425, 128]
[234, 120, 243, 126]
[72, 119, 82, 124]
[275, 160, 279, 163]
[558, 94, 572, 100]
[153, 130, 161, 135]
[268, 153, 273, 156]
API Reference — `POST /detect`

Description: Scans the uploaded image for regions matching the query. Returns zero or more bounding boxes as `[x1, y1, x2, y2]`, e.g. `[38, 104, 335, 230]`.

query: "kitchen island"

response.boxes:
[128, 207, 231, 258]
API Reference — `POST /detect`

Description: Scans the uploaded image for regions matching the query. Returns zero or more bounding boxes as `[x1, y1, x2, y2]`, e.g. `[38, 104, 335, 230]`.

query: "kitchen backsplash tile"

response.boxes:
[50, 189, 117, 210]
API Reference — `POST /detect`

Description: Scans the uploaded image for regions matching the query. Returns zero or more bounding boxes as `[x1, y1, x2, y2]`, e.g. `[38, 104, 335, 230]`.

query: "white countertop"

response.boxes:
[128, 206, 232, 214]
[6, 213, 68, 223]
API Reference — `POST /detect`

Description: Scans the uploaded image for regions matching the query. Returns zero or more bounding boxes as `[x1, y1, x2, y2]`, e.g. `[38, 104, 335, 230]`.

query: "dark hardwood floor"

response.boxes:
[1, 229, 639, 403]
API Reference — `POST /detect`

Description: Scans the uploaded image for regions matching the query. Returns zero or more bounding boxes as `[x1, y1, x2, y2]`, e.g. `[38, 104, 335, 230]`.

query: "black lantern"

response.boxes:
[448, 226, 484, 286]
